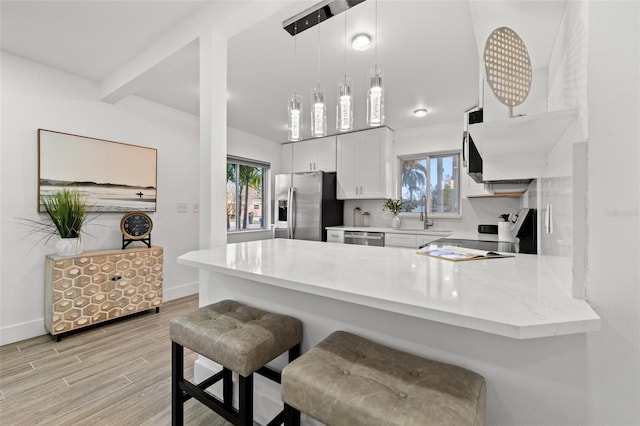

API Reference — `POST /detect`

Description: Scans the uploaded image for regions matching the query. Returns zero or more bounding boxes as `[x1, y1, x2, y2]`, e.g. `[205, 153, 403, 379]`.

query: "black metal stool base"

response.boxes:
[172, 341, 301, 426]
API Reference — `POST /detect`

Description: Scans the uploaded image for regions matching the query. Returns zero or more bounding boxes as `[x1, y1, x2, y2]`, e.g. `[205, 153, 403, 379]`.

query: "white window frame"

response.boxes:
[398, 150, 462, 219]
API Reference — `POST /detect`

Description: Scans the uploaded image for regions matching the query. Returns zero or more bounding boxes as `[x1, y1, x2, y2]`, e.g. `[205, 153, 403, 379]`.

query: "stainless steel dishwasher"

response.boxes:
[343, 231, 385, 247]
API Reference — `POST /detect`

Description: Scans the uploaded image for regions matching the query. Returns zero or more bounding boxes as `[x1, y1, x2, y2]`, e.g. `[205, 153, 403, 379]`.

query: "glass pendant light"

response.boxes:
[336, 6, 353, 132]
[311, 86, 326, 137]
[366, 69, 384, 126]
[311, 12, 327, 138]
[287, 24, 302, 142]
[288, 94, 302, 141]
[366, 0, 384, 127]
[337, 79, 353, 132]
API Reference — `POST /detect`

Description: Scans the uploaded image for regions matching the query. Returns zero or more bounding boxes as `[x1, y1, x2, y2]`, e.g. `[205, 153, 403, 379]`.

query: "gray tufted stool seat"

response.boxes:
[170, 300, 302, 426]
[281, 331, 486, 426]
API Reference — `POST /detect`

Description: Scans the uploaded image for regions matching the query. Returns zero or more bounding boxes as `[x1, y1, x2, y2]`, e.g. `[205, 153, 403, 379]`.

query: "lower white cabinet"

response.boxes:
[326, 230, 344, 243]
[385, 233, 417, 248]
[386, 233, 443, 248]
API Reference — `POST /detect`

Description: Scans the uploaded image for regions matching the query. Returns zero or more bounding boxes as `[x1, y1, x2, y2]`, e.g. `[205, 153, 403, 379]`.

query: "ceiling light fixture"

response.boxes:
[287, 24, 302, 142]
[366, 0, 384, 127]
[352, 33, 371, 51]
[413, 108, 428, 117]
[282, 0, 366, 36]
[336, 7, 353, 132]
[311, 11, 327, 138]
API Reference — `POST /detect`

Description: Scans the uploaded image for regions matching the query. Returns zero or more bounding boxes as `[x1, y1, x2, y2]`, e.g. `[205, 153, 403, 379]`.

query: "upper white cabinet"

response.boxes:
[282, 136, 336, 173]
[469, 109, 578, 181]
[336, 127, 395, 200]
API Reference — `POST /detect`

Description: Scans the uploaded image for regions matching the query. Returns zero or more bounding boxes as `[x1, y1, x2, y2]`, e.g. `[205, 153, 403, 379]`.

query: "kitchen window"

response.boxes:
[227, 156, 268, 231]
[400, 152, 460, 216]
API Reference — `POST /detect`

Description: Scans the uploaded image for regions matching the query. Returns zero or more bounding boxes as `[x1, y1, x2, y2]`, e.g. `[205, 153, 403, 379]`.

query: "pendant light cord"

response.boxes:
[293, 23, 298, 96]
[375, 0, 378, 75]
[317, 12, 321, 87]
[344, 6, 347, 83]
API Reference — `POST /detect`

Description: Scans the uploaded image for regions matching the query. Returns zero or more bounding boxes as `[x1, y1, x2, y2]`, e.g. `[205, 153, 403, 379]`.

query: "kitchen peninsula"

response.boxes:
[178, 239, 599, 340]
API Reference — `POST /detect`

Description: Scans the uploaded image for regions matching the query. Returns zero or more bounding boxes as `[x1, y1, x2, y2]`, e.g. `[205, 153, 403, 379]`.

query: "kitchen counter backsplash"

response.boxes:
[343, 197, 523, 232]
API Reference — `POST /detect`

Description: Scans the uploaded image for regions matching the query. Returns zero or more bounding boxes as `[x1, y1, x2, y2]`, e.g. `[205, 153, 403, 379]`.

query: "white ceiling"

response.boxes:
[0, 0, 567, 144]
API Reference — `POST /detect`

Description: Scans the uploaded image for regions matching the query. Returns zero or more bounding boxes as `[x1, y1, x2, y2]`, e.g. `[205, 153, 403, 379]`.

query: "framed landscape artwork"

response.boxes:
[38, 129, 157, 212]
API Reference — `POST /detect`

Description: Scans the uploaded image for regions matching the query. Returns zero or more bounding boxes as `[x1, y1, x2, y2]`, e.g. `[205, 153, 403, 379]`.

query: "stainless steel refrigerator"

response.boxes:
[274, 171, 343, 241]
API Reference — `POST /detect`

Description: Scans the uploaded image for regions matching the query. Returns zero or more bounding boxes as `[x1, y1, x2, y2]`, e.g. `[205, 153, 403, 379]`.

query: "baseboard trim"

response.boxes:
[163, 281, 199, 302]
[0, 319, 47, 346]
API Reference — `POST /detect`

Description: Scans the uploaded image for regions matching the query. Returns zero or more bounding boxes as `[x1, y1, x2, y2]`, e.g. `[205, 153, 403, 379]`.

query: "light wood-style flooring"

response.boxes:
[0, 295, 230, 425]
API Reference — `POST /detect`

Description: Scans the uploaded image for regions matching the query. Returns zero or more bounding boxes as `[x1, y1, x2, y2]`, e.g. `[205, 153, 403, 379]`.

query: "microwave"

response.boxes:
[463, 108, 484, 183]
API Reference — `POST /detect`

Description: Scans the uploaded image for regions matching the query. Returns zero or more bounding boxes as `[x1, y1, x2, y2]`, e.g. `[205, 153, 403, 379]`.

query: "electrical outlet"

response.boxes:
[193, 203, 200, 213]
[177, 202, 188, 213]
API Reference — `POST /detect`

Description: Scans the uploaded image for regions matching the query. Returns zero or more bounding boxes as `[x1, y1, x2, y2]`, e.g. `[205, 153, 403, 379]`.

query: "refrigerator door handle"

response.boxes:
[287, 187, 296, 239]
[291, 187, 297, 238]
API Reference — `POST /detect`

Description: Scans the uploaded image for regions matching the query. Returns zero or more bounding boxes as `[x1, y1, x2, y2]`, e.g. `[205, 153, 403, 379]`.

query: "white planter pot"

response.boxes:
[391, 215, 401, 229]
[55, 238, 84, 256]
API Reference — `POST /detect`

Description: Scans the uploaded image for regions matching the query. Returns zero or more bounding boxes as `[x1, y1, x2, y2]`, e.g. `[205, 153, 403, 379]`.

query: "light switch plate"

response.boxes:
[193, 203, 200, 213]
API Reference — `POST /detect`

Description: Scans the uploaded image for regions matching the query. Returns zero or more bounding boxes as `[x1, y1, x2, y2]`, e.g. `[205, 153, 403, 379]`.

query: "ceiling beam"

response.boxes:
[100, 0, 297, 104]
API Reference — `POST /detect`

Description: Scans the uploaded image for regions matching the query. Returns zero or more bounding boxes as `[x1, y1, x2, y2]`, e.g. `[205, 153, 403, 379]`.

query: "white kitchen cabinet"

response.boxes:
[385, 233, 442, 249]
[385, 233, 417, 248]
[282, 136, 336, 173]
[326, 230, 344, 244]
[336, 127, 395, 199]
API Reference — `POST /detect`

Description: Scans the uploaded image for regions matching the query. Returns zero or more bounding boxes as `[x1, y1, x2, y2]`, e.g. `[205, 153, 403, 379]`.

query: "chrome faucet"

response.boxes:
[419, 195, 433, 229]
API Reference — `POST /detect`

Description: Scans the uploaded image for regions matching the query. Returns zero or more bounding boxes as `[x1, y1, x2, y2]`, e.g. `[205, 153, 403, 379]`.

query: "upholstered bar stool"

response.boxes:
[170, 300, 302, 426]
[282, 331, 486, 426]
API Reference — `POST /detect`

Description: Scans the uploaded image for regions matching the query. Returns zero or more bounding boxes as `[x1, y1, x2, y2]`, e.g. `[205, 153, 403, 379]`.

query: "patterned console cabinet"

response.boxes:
[44, 246, 163, 336]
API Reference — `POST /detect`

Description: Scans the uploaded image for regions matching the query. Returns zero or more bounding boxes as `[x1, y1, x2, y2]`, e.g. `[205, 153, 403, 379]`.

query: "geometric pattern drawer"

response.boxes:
[44, 246, 163, 336]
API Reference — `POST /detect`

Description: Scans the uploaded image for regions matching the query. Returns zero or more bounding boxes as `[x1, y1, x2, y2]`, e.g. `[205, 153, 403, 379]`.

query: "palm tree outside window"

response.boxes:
[226, 156, 268, 231]
[400, 153, 460, 216]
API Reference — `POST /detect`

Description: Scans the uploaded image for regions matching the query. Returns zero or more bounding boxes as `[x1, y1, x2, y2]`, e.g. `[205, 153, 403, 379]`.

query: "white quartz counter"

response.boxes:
[178, 239, 600, 339]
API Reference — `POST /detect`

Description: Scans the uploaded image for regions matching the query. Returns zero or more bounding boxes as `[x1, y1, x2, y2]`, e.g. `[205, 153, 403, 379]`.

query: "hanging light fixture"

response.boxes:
[366, 0, 384, 127]
[287, 24, 302, 142]
[336, 5, 353, 132]
[311, 11, 327, 138]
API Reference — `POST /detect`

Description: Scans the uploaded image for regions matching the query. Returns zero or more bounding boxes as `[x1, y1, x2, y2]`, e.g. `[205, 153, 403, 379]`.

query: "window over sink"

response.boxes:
[400, 152, 460, 217]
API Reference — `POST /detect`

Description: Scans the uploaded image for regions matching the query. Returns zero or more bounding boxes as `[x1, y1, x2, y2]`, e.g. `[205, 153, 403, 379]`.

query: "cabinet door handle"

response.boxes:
[111, 275, 122, 281]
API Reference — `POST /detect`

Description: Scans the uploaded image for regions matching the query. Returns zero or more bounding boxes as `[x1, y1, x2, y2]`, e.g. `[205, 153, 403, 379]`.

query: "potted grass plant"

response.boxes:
[40, 188, 90, 255]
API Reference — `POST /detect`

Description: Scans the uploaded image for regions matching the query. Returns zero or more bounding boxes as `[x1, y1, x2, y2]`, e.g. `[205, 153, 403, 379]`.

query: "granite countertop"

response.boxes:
[178, 239, 600, 339]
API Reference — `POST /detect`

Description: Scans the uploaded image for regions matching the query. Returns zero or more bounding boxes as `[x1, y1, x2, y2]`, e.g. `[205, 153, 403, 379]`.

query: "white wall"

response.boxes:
[0, 52, 201, 344]
[583, 2, 639, 423]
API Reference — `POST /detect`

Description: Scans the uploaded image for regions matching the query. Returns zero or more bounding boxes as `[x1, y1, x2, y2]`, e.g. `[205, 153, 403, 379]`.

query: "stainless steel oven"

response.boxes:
[344, 231, 385, 247]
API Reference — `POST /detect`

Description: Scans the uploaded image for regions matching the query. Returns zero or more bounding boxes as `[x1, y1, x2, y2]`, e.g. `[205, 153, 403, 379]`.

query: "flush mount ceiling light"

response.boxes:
[352, 33, 371, 51]
[413, 108, 429, 117]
